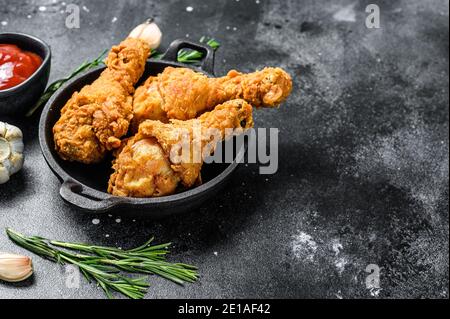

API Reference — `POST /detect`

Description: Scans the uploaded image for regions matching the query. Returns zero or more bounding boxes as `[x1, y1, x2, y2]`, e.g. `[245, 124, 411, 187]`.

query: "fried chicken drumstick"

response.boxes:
[53, 21, 161, 164]
[108, 99, 254, 198]
[132, 66, 292, 129]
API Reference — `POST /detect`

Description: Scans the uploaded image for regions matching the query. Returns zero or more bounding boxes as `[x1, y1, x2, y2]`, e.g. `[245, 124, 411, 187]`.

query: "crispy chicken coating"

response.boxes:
[53, 38, 150, 164]
[108, 99, 254, 197]
[131, 66, 292, 129]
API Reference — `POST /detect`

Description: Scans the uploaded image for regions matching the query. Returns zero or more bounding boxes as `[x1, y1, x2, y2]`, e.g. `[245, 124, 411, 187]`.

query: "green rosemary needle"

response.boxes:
[6, 228, 198, 299]
[26, 50, 107, 117]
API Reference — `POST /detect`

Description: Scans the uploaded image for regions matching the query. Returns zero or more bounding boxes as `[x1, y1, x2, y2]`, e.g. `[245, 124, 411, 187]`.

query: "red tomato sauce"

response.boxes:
[0, 44, 43, 90]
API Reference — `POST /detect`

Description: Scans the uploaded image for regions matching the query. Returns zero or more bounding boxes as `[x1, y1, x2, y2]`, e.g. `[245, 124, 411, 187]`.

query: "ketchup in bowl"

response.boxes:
[0, 44, 43, 90]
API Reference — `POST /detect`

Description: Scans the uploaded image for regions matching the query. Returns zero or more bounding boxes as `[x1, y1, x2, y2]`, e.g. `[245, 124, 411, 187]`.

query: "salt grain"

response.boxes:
[1, 21, 7, 26]
[115, 218, 121, 223]
[186, 6, 194, 12]
[38, 6, 46, 12]
[92, 218, 100, 225]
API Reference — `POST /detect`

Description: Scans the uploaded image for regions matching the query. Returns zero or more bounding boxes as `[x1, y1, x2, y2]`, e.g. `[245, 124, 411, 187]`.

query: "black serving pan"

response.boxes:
[39, 40, 245, 216]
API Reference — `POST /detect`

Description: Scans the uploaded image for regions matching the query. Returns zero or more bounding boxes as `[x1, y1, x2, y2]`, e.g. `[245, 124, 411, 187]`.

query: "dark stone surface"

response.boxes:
[0, 0, 448, 299]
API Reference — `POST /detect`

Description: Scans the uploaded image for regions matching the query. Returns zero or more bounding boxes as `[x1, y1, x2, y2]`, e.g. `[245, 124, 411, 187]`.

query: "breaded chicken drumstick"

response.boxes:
[53, 20, 161, 164]
[131, 66, 292, 129]
[108, 99, 254, 197]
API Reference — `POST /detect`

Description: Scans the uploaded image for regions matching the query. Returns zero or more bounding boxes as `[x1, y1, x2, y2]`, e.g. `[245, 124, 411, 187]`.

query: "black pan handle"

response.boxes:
[60, 180, 122, 213]
[161, 39, 216, 75]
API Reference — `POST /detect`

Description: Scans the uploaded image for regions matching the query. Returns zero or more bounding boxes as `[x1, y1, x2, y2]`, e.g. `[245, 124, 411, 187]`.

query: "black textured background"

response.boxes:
[0, 0, 448, 299]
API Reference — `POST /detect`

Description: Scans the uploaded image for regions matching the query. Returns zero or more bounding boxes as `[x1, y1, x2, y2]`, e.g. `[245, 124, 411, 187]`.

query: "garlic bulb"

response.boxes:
[0, 253, 33, 282]
[129, 18, 162, 50]
[0, 122, 24, 185]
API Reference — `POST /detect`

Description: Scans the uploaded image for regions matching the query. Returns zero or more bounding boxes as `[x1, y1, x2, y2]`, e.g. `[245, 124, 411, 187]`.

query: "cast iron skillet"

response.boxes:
[39, 40, 245, 216]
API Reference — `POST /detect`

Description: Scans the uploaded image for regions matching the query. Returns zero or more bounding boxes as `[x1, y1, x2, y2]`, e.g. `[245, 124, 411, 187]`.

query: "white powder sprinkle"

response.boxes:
[213, 251, 218, 256]
[38, 6, 47, 12]
[335, 257, 348, 275]
[105, 234, 110, 238]
[331, 240, 343, 256]
[186, 6, 194, 12]
[1, 21, 7, 26]
[115, 218, 121, 223]
[82, 5, 90, 13]
[111, 17, 118, 23]
[292, 232, 317, 261]
[333, 4, 356, 22]
[92, 218, 100, 225]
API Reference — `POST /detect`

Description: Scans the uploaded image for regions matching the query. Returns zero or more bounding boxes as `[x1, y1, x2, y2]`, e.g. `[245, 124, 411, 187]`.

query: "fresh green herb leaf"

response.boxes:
[6, 228, 198, 299]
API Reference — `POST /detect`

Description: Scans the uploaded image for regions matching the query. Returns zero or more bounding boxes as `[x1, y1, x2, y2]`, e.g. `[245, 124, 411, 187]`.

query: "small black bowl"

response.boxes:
[0, 33, 51, 116]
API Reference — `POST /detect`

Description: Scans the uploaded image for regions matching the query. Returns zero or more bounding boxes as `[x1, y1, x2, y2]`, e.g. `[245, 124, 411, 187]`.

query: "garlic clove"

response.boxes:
[0, 122, 6, 137]
[129, 19, 162, 50]
[5, 124, 23, 140]
[0, 137, 10, 162]
[0, 253, 33, 283]
[9, 153, 24, 175]
[9, 138, 24, 154]
[0, 122, 24, 185]
[0, 167, 9, 184]
[1, 157, 12, 173]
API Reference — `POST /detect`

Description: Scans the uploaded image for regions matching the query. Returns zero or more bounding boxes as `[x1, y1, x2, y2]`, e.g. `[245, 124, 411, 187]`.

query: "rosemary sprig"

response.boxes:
[26, 50, 108, 117]
[6, 228, 198, 299]
[151, 37, 221, 63]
